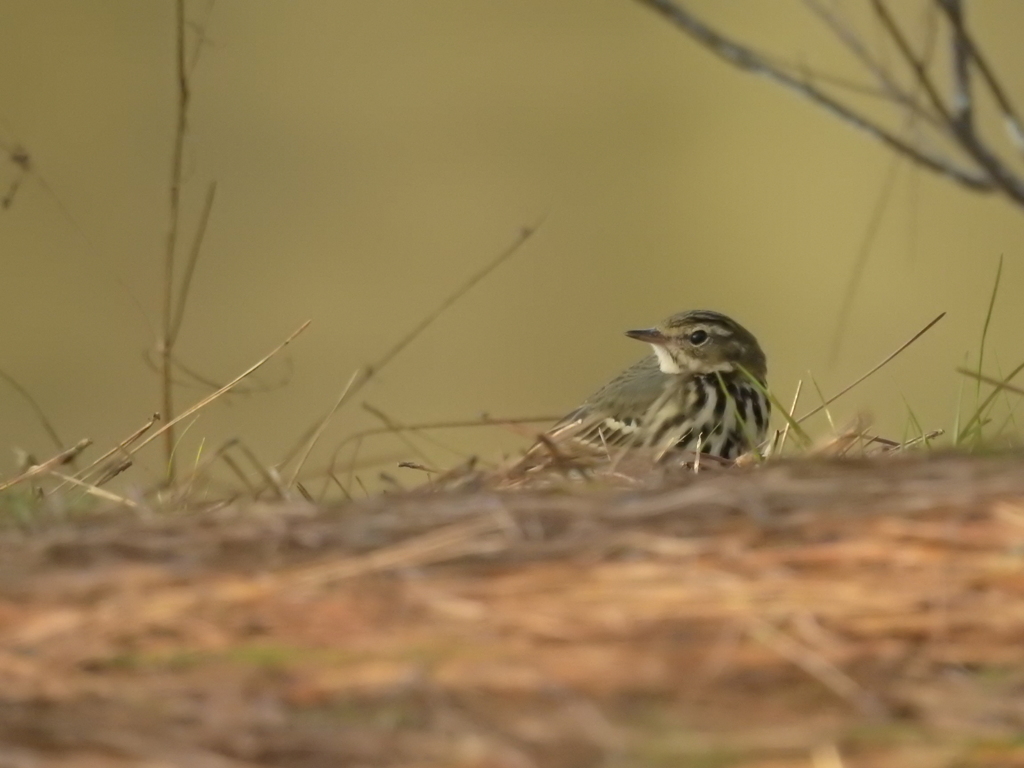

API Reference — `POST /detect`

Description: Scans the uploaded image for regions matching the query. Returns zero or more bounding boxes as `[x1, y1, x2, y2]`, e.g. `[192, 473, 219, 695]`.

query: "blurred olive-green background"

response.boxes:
[1, 1, 1023, 482]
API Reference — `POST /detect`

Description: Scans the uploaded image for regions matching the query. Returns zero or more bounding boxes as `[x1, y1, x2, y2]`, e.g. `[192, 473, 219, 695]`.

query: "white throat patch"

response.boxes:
[651, 344, 681, 374]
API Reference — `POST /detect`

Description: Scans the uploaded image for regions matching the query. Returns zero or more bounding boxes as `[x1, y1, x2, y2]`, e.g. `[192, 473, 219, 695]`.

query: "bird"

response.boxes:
[552, 309, 770, 462]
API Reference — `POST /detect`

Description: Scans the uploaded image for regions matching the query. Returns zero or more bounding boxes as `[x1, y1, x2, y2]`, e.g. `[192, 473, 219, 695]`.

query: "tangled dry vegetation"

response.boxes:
[0, 451, 1023, 768]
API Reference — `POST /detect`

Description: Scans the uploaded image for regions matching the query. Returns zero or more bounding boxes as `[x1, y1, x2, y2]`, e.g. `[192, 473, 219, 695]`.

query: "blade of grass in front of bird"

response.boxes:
[714, 371, 761, 459]
[738, 367, 811, 450]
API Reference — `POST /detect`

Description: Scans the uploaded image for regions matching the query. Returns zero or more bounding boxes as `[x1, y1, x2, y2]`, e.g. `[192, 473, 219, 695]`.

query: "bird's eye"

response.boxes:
[688, 330, 709, 345]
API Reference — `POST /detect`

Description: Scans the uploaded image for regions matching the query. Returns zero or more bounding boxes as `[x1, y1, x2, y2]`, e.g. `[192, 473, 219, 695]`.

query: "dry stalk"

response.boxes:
[0, 439, 91, 493]
[159, 2, 218, 482]
[797, 312, 945, 424]
[956, 367, 1024, 398]
[287, 368, 362, 486]
[132, 320, 311, 460]
[777, 379, 803, 455]
[53, 413, 159, 493]
[160, 0, 189, 479]
[283, 223, 542, 484]
[0, 367, 65, 452]
[49, 471, 138, 509]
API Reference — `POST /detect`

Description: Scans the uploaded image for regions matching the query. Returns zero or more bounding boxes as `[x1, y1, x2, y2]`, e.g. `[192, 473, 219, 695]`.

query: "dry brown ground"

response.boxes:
[1, 454, 1024, 767]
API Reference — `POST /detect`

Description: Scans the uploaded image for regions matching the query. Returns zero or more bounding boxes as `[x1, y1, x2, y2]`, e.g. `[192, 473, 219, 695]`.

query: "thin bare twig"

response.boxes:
[332, 415, 559, 454]
[130, 320, 311, 459]
[956, 368, 1024, 399]
[829, 151, 904, 360]
[281, 223, 542, 477]
[632, 0, 992, 191]
[777, 380, 803, 455]
[369, 222, 541, 379]
[50, 471, 138, 509]
[935, 0, 1024, 152]
[824, 3, 939, 354]
[219, 448, 257, 495]
[0, 439, 91, 493]
[361, 402, 436, 468]
[870, 1, 951, 123]
[872, 0, 1024, 204]
[186, 0, 217, 74]
[362, 402, 476, 463]
[803, 0, 944, 133]
[287, 369, 362, 486]
[141, 347, 293, 394]
[0, 367, 65, 451]
[637, 0, 1024, 210]
[236, 441, 288, 499]
[161, 0, 190, 479]
[939, 0, 972, 132]
[955, 360, 1024, 443]
[52, 413, 159, 493]
[169, 181, 217, 344]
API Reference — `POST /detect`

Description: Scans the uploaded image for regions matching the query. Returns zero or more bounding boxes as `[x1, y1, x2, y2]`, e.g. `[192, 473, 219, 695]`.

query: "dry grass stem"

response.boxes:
[159, 0, 190, 478]
[132, 320, 311, 462]
[287, 368, 362, 487]
[956, 366, 1024, 398]
[0, 367, 66, 452]
[777, 378, 803, 455]
[797, 312, 945, 424]
[49, 471, 138, 509]
[0, 439, 91, 492]
[63, 413, 160, 492]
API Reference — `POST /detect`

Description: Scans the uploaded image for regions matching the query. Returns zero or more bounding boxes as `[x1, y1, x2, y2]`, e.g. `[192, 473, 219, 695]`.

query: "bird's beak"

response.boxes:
[625, 328, 668, 345]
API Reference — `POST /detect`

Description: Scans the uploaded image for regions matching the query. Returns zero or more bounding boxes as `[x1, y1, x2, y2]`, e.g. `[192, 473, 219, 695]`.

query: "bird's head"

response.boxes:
[625, 310, 767, 382]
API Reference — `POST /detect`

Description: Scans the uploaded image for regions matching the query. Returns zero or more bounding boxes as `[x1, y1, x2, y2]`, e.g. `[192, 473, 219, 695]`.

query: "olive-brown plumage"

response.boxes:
[561, 310, 770, 460]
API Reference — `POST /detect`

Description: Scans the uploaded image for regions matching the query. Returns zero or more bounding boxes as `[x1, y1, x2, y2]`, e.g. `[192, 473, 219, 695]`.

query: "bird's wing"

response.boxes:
[508, 356, 670, 475]
[555, 356, 669, 446]
[579, 355, 666, 417]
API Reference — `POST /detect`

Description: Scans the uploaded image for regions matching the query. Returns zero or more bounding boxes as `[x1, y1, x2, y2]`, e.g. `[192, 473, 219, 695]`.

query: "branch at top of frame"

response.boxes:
[633, 0, 992, 191]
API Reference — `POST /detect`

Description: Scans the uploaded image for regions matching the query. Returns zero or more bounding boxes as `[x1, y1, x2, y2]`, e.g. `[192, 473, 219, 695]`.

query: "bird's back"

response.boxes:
[559, 355, 682, 448]
[559, 356, 769, 459]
